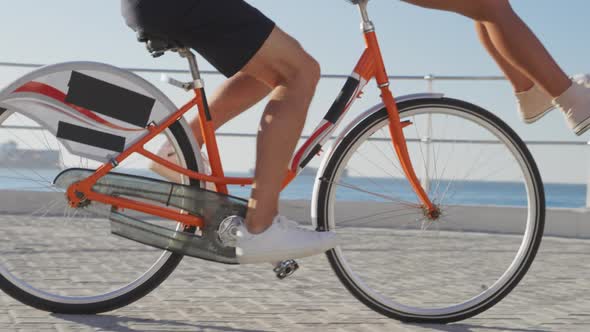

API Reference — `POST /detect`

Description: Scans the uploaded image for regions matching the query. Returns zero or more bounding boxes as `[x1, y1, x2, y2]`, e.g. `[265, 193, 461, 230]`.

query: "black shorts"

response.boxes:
[121, 0, 276, 77]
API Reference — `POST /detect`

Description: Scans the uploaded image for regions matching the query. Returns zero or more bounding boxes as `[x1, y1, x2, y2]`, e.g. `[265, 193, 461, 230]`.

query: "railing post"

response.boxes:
[425, 74, 434, 94]
[421, 74, 435, 194]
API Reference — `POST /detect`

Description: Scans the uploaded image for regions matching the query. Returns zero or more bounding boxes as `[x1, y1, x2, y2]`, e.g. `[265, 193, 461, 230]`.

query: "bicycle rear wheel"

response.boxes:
[315, 98, 544, 323]
[0, 109, 199, 313]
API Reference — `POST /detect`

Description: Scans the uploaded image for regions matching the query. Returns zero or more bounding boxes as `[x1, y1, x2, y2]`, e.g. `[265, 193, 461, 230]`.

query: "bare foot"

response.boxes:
[149, 141, 182, 182]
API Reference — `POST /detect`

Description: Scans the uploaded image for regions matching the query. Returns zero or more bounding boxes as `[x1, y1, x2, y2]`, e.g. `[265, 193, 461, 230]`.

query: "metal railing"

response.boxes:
[0, 61, 507, 81]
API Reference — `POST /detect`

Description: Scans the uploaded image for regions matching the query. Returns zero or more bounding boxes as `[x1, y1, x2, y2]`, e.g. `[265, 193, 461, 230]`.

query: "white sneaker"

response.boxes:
[516, 76, 590, 124]
[553, 82, 590, 136]
[516, 84, 554, 124]
[218, 215, 338, 264]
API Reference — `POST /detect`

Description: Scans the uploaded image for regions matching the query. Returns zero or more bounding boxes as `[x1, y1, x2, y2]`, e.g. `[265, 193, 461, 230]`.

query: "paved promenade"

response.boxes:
[1, 223, 590, 332]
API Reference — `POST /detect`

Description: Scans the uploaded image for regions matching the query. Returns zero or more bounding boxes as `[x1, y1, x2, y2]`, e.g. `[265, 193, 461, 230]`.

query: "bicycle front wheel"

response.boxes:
[315, 97, 545, 323]
[0, 109, 200, 313]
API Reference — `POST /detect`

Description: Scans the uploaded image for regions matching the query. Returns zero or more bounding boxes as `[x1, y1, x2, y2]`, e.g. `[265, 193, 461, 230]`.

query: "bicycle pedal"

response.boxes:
[273, 260, 299, 280]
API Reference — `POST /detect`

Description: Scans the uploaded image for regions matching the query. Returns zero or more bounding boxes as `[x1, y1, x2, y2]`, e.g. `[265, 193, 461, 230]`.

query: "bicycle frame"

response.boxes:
[67, 0, 436, 227]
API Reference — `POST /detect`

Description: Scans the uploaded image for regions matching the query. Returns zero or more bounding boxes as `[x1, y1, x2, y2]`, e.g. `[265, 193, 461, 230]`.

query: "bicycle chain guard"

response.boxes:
[54, 168, 247, 264]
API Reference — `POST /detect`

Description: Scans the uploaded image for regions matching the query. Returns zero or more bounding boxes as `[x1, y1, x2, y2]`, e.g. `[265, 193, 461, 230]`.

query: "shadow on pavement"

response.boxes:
[52, 314, 272, 332]
[413, 323, 551, 332]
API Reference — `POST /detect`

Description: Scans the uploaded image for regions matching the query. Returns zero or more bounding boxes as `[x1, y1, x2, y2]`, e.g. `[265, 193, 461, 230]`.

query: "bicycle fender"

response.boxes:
[0, 62, 200, 167]
[310, 93, 444, 229]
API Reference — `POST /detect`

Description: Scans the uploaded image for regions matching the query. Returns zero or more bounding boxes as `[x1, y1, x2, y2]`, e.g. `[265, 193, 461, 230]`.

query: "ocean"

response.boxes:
[229, 175, 586, 208]
[1, 168, 586, 208]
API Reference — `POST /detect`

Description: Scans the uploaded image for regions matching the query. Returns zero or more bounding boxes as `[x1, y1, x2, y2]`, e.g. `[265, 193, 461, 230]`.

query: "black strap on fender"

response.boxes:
[56, 121, 126, 152]
[65, 71, 156, 128]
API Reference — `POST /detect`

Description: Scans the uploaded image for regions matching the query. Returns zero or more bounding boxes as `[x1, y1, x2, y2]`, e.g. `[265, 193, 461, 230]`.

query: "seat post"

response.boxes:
[178, 48, 202, 81]
[177, 48, 228, 193]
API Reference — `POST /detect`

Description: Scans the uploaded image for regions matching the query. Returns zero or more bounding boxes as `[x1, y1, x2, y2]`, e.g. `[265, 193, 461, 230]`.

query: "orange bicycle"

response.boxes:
[0, 0, 544, 323]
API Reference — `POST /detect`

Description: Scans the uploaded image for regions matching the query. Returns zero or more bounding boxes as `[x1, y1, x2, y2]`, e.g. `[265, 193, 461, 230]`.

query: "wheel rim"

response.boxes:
[0, 110, 191, 304]
[322, 103, 541, 318]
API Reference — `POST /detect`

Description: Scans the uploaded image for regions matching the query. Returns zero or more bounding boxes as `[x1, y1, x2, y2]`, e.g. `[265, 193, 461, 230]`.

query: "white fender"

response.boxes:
[0, 61, 203, 173]
[310, 93, 444, 228]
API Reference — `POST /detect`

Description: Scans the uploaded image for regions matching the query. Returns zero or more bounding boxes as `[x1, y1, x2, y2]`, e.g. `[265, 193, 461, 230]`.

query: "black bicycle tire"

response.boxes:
[316, 97, 545, 324]
[0, 121, 199, 314]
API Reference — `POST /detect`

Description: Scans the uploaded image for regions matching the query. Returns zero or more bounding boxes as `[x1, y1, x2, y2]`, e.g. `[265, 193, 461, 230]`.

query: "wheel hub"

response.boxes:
[424, 205, 442, 221]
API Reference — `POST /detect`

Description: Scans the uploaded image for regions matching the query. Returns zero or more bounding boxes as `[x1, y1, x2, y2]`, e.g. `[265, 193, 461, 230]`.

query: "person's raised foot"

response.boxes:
[217, 215, 338, 264]
[516, 76, 590, 125]
[516, 84, 555, 124]
[553, 82, 590, 136]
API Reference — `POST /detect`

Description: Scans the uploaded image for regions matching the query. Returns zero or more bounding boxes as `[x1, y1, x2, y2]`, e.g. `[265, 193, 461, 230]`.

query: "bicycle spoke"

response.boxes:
[344, 165, 407, 200]
[354, 147, 407, 185]
[439, 148, 513, 207]
[431, 138, 457, 201]
[370, 128, 404, 176]
[337, 207, 421, 226]
[0, 167, 58, 192]
[326, 178, 420, 208]
[412, 115, 430, 183]
[430, 114, 449, 193]
[29, 198, 66, 217]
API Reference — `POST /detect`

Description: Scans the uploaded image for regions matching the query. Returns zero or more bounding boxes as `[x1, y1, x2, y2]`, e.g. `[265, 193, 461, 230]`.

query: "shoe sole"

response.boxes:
[236, 241, 339, 265]
[522, 106, 555, 124]
[574, 116, 590, 136]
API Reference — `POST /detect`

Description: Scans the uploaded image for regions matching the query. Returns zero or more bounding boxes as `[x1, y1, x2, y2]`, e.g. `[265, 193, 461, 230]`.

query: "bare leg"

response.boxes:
[239, 27, 321, 234]
[403, 0, 571, 97]
[475, 22, 533, 93]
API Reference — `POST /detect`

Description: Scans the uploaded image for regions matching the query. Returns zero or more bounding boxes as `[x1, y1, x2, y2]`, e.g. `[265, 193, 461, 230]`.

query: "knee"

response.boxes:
[304, 53, 321, 83]
[250, 30, 322, 90]
[281, 51, 321, 91]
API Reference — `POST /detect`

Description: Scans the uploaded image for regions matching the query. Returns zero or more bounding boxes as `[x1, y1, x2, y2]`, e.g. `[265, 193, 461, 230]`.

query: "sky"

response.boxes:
[1, 0, 590, 184]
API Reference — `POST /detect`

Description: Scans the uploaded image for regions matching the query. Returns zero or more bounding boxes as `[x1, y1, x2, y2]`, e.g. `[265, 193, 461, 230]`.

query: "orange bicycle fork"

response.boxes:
[355, 1, 437, 217]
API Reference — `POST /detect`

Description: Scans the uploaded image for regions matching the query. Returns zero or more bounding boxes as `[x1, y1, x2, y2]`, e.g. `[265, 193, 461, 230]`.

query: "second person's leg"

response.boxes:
[475, 22, 532, 93]
[475, 22, 555, 123]
[403, 0, 571, 96]
[403, 0, 590, 134]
